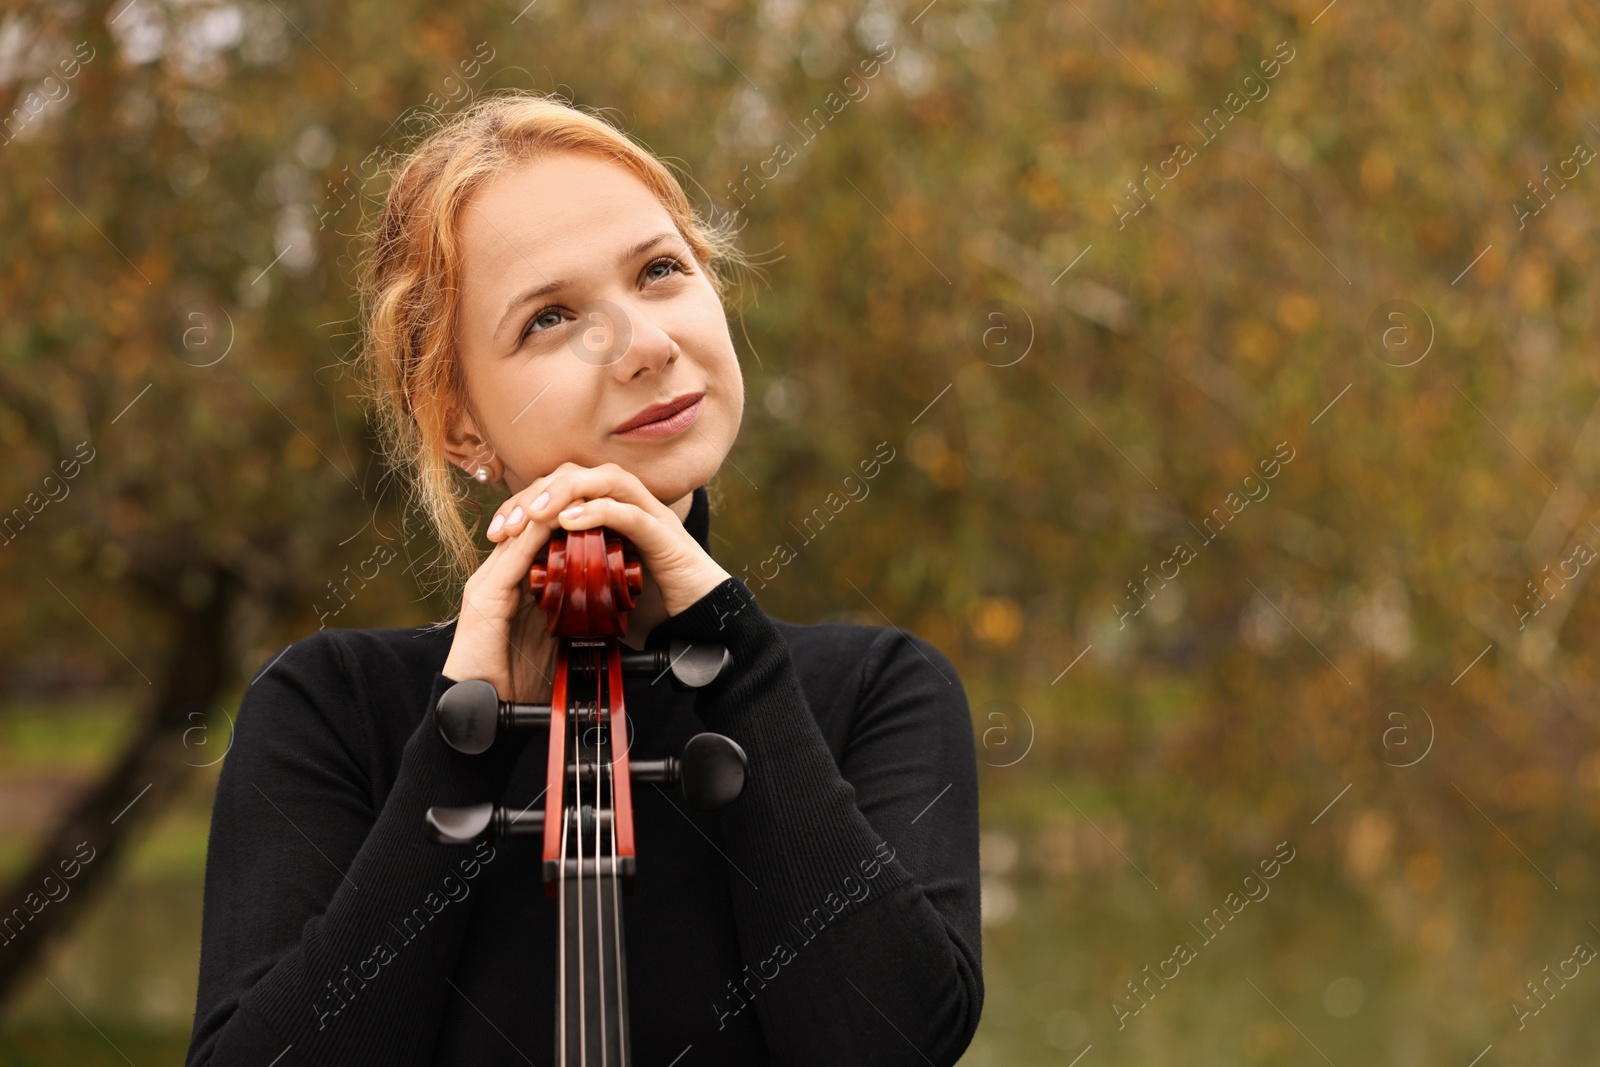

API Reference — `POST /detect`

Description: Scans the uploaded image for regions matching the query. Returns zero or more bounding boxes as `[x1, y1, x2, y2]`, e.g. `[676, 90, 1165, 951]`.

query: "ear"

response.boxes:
[442, 403, 499, 481]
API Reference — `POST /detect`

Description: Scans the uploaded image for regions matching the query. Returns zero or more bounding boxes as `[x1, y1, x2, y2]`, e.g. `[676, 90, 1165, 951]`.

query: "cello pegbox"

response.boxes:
[528, 527, 641, 638]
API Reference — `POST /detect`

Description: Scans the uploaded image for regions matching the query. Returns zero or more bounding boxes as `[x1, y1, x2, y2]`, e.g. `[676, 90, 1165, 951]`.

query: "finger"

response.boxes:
[532, 464, 671, 528]
[486, 497, 535, 544]
[474, 514, 555, 599]
[488, 513, 554, 580]
[485, 461, 594, 543]
[553, 496, 680, 561]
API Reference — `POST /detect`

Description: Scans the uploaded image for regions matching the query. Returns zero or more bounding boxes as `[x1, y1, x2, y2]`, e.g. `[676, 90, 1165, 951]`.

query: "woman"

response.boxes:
[185, 91, 982, 1067]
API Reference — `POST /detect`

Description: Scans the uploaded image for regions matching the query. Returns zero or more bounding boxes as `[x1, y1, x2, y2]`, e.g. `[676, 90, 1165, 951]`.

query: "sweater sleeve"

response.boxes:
[648, 577, 984, 1066]
[185, 631, 530, 1067]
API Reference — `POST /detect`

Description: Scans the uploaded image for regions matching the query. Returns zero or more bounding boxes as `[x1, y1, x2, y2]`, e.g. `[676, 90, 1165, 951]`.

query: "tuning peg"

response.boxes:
[618, 639, 732, 689]
[680, 732, 749, 810]
[434, 679, 552, 754]
[424, 803, 494, 844]
[631, 732, 749, 811]
[423, 802, 547, 844]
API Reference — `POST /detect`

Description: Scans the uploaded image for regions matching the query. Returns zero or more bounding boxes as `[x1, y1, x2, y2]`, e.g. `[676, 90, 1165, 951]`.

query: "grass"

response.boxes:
[0, 696, 223, 883]
[0, 1024, 190, 1067]
[0, 697, 137, 774]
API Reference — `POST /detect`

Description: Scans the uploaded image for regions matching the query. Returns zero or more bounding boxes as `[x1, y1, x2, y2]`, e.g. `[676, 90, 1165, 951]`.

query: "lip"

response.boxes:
[613, 391, 704, 437]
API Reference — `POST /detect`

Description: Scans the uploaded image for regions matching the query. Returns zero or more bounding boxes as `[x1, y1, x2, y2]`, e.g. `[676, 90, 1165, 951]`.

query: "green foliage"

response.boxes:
[2, 0, 1599, 1060]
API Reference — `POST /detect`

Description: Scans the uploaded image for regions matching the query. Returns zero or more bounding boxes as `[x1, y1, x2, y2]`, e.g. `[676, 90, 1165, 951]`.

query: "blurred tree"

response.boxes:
[0, 0, 1596, 1041]
[0, 0, 505, 1000]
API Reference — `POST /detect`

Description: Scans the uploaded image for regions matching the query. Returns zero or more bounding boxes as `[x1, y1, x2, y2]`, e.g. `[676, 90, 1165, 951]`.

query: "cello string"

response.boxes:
[607, 642, 626, 1062]
[592, 648, 607, 1067]
[558, 755, 570, 1067]
[582, 655, 595, 1067]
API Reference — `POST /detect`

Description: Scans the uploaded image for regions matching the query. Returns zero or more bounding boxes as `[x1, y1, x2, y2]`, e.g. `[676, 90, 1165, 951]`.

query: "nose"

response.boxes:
[605, 297, 676, 383]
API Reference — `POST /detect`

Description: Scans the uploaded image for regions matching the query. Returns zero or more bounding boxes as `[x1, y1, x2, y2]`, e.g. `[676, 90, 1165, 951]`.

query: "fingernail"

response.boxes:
[532, 490, 550, 511]
[488, 513, 505, 536]
[562, 504, 584, 519]
[509, 506, 525, 525]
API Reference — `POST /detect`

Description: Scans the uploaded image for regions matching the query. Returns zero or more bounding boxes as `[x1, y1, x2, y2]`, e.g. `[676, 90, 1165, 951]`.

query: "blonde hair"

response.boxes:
[355, 90, 749, 610]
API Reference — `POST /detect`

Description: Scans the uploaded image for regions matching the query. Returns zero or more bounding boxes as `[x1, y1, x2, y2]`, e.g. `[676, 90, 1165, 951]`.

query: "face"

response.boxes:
[447, 151, 743, 515]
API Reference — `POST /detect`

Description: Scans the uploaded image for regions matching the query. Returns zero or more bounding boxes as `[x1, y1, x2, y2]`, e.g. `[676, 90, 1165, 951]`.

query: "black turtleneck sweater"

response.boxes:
[185, 486, 982, 1066]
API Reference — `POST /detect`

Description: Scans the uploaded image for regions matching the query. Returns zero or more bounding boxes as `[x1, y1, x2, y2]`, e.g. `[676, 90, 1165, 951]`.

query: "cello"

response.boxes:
[421, 525, 750, 1064]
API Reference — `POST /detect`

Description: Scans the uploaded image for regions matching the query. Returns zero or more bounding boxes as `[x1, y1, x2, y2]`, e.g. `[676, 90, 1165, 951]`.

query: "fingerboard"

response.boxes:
[558, 865, 629, 1066]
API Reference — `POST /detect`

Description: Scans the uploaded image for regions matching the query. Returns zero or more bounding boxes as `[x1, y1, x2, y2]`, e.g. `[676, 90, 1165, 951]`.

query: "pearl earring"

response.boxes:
[474, 466, 490, 483]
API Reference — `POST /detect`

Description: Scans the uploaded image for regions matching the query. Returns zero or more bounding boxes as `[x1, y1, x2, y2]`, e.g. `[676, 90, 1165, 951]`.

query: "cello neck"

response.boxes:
[553, 631, 633, 1065]
[421, 523, 745, 1064]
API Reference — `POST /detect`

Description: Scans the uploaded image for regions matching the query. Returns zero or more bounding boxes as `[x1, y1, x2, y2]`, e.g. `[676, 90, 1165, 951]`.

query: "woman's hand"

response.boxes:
[441, 462, 730, 700]
[440, 505, 560, 704]
[489, 462, 730, 615]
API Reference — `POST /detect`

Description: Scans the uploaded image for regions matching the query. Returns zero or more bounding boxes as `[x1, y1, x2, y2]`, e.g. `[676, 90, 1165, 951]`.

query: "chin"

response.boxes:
[618, 446, 715, 506]
[614, 403, 738, 503]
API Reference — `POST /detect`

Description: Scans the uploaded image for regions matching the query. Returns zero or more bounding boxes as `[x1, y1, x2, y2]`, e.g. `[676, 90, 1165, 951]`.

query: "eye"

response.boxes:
[643, 255, 688, 284]
[520, 306, 570, 344]
[517, 256, 688, 346]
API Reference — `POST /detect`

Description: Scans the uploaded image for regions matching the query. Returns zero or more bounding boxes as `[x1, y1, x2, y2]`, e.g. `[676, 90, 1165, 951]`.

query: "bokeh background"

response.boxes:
[2, 0, 1598, 1063]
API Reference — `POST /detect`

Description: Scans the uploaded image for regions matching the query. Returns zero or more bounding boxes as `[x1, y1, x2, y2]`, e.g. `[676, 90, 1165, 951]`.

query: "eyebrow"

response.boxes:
[494, 230, 683, 341]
